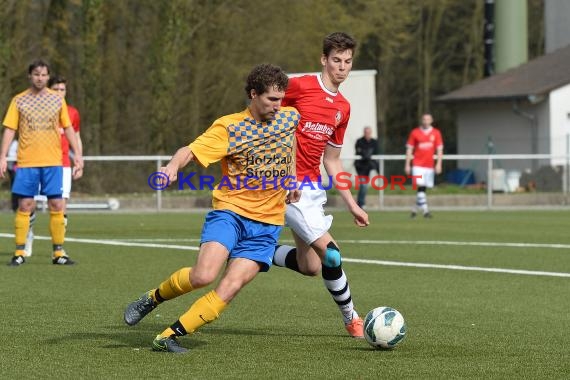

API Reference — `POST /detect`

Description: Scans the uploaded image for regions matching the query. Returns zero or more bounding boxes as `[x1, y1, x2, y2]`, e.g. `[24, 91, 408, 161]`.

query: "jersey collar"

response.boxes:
[244, 107, 275, 125]
[316, 75, 338, 97]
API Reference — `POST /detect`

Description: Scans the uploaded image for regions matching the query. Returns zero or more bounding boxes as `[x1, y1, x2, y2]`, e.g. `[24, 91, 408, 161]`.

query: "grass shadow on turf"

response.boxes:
[203, 326, 345, 338]
[347, 346, 399, 353]
[0, 251, 14, 258]
[42, 324, 208, 351]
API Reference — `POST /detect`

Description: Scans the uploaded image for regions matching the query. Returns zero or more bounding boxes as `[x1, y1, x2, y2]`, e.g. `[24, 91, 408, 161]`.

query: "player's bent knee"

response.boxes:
[190, 271, 216, 289]
[298, 263, 321, 277]
[296, 251, 322, 276]
[216, 279, 247, 303]
[323, 241, 341, 268]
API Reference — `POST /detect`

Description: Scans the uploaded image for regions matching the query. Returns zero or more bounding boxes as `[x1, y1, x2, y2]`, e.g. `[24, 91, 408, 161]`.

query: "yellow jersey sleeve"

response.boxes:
[60, 99, 72, 128]
[3, 97, 19, 130]
[189, 121, 229, 168]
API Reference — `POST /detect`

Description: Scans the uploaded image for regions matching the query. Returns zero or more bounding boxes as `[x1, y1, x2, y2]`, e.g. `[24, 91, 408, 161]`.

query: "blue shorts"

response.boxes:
[12, 167, 63, 198]
[200, 210, 282, 272]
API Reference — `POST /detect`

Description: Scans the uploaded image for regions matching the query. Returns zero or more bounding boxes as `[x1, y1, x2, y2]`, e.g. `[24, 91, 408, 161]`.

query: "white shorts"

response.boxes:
[62, 167, 72, 198]
[412, 166, 435, 188]
[285, 186, 333, 244]
[34, 167, 72, 201]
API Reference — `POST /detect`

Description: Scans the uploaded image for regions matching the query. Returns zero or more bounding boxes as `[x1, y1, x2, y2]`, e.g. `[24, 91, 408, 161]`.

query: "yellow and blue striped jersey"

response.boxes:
[190, 106, 300, 225]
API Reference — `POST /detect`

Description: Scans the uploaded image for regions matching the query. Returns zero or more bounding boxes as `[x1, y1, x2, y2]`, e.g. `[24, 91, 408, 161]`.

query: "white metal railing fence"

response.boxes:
[6, 154, 570, 210]
[365, 154, 570, 210]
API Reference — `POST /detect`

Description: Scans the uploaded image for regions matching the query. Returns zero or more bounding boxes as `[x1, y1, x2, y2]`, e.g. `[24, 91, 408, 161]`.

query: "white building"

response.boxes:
[438, 44, 570, 182]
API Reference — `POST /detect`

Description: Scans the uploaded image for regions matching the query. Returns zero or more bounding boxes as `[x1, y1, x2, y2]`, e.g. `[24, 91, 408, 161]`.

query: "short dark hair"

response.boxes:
[245, 64, 289, 99]
[28, 59, 50, 75]
[48, 75, 67, 88]
[322, 32, 357, 57]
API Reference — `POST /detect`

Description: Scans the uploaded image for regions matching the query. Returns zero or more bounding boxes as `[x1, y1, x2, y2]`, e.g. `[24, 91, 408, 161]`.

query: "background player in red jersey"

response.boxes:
[273, 32, 369, 338]
[48, 76, 83, 221]
[404, 113, 443, 218]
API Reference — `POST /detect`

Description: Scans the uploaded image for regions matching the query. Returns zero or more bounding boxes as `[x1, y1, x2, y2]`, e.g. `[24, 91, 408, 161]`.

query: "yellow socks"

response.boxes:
[14, 210, 30, 255]
[153, 267, 193, 303]
[160, 290, 227, 338]
[49, 210, 66, 257]
[149, 270, 227, 338]
[50, 210, 65, 245]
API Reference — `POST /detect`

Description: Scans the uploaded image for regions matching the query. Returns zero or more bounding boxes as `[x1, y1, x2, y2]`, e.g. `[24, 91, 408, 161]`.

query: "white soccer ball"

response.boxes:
[107, 198, 120, 210]
[363, 306, 407, 349]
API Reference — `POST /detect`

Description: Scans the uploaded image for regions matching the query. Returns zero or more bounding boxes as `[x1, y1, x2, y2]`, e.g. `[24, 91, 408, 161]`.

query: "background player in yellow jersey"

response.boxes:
[124, 64, 301, 353]
[23, 75, 84, 257]
[0, 60, 83, 266]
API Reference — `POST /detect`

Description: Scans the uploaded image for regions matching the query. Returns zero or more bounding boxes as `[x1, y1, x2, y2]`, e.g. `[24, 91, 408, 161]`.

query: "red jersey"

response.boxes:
[282, 75, 350, 181]
[61, 105, 81, 167]
[406, 127, 443, 168]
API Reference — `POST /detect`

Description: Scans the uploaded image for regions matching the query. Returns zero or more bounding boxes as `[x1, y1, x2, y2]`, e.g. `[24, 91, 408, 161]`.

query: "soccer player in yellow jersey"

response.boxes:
[124, 64, 301, 353]
[0, 60, 83, 266]
[22, 75, 84, 257]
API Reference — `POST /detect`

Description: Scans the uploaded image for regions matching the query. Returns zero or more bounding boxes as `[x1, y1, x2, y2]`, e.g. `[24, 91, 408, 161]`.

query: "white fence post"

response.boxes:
[565, 134, 570, 198]
[487, 156, 493, 209]
[156, 159, 162, 211]
[378, 157, 384, 210]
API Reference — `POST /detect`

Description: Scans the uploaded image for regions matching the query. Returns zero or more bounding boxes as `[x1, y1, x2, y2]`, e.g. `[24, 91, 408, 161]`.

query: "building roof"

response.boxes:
[437, 44, 570, 102]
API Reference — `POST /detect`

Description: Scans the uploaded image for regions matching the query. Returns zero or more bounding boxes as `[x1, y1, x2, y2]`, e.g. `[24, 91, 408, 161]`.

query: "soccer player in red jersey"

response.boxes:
[404, 113, 444, 218]
[273, 32, 369, 338]
[48, 76, 83, 220]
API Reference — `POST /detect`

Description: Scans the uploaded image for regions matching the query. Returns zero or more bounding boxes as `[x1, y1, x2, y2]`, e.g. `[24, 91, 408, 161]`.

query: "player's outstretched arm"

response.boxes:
[0, 128, 16, 178]
[160, 146, 195, 184]
[323, 144, 369, 227]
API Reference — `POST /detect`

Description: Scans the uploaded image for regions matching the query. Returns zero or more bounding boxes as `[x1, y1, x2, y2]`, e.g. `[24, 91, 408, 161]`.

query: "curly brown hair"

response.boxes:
[245, 64, 289, 99]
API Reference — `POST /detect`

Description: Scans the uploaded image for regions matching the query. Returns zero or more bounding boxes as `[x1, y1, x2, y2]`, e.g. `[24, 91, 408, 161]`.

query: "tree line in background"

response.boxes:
[0, 0, 544, 193]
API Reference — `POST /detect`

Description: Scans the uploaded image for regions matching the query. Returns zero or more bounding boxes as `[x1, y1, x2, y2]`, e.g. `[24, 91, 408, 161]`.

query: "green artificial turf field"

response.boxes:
[1, 210, 569, 379]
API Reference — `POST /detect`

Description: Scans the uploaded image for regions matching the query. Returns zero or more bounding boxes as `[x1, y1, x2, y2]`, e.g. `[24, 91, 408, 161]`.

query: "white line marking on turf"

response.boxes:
[341, 258, 570, 278]
[106, 238, 203, 242]
[52, 237, 570, 250]
[334, 239, 570, 250]
[0, 233, 199, 251]
[1, 233, 569, 278]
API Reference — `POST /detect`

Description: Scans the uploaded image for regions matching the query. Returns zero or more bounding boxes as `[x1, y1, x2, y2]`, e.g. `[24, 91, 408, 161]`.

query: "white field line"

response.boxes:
[0, 233, 199, 251]
[59, 237, 570, 250]
[336, 239, 570, 250]
[1, 233, 569, 278]
[342, 258, 570, 278]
